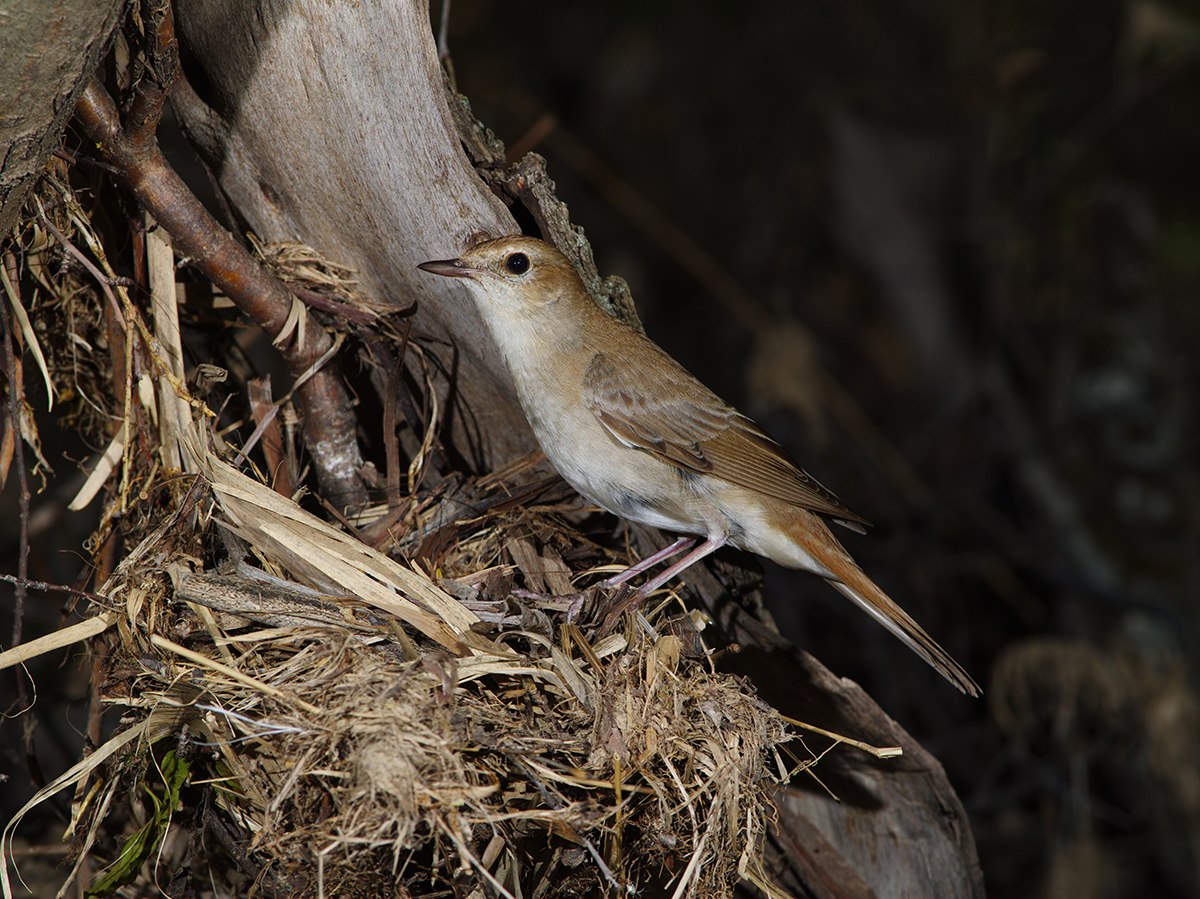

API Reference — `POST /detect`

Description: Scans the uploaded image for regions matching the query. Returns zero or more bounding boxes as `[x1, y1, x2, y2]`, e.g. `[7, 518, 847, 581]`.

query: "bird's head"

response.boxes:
[417, 236, 583, 317]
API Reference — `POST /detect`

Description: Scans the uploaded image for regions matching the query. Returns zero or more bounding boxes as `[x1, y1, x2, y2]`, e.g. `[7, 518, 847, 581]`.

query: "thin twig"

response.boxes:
[286, 285, 377, 325]
[383, 349, 404, 509]
[0, 256, 37, 783]
[0, 260, 31, 647]
[778, 714, 903, 759]
[0, 573, 106, 603]
[33, 204, 127, 333]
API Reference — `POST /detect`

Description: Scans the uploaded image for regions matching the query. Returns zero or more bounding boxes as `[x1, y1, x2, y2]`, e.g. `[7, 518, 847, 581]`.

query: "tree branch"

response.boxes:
[73, 65, 367, 508]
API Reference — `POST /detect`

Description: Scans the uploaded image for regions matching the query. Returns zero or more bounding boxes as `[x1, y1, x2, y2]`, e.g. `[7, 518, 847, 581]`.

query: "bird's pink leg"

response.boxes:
[604, 536, 696, 587]
[520, 537, 697, 621]
[634, 535, 727, 597]
[599, 534, 728, 631]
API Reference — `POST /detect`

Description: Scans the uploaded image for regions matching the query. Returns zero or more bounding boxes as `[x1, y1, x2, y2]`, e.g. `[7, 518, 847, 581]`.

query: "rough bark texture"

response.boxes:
[166, 1, 985, 896]
[172, 0, 529, 467]
[0, 0, 128, 236]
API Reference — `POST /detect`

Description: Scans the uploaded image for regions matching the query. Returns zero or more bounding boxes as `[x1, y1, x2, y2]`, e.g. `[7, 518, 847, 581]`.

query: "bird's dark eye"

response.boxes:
[504, 252, 530, 275]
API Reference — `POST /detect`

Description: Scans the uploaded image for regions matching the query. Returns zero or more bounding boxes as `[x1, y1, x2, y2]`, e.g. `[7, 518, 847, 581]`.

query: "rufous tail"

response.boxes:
[799, 520, 980, 697]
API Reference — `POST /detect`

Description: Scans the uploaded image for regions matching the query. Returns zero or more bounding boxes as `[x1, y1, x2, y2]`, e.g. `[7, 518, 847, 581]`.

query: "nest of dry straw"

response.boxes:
[8, 438, 791, 898]
[2, 176, 801, 898]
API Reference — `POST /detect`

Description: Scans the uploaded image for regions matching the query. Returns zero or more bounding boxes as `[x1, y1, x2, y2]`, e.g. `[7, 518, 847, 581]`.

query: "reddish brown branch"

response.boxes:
[124, 0, 180, 142]
[247, 377, 294, 499]
[73, 76, 367, 509]
[287, 285, 379, 325]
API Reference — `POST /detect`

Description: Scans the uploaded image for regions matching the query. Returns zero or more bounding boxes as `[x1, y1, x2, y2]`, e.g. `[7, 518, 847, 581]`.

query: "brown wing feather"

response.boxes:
[583, 350, 869, 529]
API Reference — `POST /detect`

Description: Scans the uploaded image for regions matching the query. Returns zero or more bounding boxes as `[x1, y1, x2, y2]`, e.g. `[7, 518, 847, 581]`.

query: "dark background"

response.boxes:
[447, 1, 1200, 897]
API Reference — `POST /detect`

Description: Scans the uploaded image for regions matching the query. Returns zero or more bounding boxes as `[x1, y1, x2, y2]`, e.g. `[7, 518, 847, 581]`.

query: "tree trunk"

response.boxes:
[0, 0, 128, 236]
[172, 0, 529, 466]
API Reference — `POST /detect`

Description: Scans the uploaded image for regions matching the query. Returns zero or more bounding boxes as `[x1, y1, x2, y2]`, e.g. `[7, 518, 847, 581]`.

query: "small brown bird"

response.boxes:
[418, 236, 979, 696]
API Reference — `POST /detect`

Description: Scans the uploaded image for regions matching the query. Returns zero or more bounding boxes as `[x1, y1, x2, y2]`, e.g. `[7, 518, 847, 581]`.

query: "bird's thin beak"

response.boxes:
[417, 258, 479, 279]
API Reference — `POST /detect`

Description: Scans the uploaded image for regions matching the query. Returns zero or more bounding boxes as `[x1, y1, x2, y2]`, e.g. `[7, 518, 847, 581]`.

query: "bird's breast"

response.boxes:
[511, 369, 708, 536]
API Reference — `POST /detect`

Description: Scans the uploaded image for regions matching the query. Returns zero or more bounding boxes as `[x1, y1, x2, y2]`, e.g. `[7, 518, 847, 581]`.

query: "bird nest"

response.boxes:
[1, 176, 801, 897]
[7, 430, 791, 898]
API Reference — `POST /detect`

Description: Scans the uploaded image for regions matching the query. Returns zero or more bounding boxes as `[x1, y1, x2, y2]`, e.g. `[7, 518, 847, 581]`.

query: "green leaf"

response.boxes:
[84, 748, 190, 898]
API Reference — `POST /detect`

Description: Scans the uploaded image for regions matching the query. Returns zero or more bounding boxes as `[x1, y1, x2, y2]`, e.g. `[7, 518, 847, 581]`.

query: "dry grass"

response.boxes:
[4, 429, 793, 897]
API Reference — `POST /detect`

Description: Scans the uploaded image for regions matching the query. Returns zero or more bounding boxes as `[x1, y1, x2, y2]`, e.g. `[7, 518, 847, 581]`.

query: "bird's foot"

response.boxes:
[511, 583, 640, 630]
[596, 586, 645, 634]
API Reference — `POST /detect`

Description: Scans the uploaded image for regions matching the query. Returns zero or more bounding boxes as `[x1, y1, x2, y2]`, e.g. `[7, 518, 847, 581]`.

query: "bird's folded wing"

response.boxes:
[584, 351, 869, 529]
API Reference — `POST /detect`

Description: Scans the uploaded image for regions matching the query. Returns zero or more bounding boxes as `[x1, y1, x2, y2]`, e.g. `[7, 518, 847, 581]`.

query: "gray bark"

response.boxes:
[172, 0, 530, 466]
[0, 0, 128, 236]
